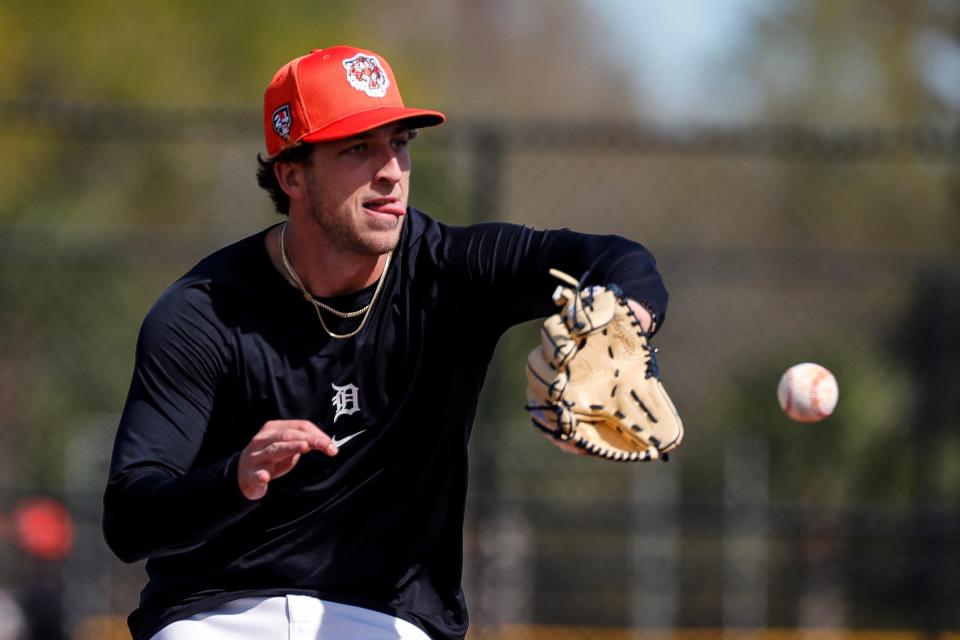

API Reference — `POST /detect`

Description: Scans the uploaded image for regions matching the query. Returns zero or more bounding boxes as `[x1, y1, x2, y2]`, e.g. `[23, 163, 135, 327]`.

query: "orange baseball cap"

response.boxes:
[263, 46, 446, 157]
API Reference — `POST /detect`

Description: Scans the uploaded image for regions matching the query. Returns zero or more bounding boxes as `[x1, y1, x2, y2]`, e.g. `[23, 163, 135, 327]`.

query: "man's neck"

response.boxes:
[266, 222, 389, 298]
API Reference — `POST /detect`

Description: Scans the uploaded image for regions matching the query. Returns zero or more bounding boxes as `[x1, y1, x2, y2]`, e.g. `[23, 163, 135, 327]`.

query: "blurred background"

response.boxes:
[1, 1, 958, 638]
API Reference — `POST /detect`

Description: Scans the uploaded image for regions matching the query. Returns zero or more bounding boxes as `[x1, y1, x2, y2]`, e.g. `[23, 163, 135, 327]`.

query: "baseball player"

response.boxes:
[103, 45, 671, 640]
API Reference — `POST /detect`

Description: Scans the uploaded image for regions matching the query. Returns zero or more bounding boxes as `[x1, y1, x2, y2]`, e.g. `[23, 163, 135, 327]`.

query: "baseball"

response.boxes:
[777, 363, 838, 423]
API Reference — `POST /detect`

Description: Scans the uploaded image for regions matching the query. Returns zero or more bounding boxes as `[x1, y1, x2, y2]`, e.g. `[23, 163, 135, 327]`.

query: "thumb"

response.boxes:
[240, 468, 271, 501]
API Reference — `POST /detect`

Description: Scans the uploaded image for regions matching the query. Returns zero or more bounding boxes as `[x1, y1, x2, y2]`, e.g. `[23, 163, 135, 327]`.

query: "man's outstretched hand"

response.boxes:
[237, 420, 339, 500]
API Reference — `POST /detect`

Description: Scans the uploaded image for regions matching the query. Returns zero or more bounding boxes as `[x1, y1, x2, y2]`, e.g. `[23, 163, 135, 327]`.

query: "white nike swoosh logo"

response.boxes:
[331, 430, 367, 448]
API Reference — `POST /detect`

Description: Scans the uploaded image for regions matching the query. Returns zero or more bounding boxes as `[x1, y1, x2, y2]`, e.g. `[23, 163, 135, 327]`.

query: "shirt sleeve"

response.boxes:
[102, 286, 257, 563]
[436, 222, 669, 332]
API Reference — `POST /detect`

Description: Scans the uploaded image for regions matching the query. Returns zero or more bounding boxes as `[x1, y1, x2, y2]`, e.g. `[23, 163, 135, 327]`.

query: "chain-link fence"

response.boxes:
[1, 102, 958, 638]
[460, 121, 960, 635]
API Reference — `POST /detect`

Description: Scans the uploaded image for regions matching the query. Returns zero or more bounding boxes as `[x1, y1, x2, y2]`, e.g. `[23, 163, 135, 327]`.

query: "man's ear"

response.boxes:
[274, 160, 307, 201]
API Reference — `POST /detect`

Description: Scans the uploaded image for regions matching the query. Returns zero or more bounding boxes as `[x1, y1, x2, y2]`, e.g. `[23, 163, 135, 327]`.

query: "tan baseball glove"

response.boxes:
[525, 269, 684, 461]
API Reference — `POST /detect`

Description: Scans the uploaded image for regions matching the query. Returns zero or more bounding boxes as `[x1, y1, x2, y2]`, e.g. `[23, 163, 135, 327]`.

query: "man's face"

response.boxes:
[301, 123, 415, 256]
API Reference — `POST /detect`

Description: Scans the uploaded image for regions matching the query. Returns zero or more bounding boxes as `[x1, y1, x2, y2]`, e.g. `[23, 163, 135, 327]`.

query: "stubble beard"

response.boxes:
[306, 169, 403, 257]
[306, 192, 402, 258]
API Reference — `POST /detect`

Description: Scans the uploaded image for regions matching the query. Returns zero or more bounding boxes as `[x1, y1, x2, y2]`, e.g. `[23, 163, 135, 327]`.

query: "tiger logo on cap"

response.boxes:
[342, 54, 389, 98]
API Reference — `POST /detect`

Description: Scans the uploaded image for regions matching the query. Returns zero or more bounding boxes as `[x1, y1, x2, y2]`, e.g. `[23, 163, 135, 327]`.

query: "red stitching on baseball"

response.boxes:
[809, 369, 827, 418]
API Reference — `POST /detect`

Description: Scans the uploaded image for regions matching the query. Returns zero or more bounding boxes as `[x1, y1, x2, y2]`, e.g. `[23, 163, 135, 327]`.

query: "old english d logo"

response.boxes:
[331, 383, 361, 422]
[272, 104, 292, 139]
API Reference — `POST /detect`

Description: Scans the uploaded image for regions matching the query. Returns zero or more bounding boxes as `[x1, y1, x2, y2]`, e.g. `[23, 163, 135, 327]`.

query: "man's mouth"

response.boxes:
[363, 197, 405, 216]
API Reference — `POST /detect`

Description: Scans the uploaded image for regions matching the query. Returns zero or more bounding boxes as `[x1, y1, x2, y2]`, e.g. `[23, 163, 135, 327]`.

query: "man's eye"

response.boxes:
[393, 132, 417, 149]
[345, 143, 367, 155]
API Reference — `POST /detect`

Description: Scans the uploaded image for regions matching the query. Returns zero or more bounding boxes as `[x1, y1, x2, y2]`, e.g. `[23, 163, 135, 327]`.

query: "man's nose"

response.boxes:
[374, 153, 404, 184]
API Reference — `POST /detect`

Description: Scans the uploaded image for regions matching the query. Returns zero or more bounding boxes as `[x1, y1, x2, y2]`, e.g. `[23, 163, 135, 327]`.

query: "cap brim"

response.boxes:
[301, 107, 445, 143]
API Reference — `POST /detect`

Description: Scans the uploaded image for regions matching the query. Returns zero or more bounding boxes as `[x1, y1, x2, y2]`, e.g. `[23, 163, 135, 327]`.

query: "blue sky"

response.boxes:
[590, 0, 960, 122]
[590, 0, 781, 124]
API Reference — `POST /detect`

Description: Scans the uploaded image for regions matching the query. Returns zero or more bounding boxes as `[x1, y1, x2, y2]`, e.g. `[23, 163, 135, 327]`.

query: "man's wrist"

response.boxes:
[627, 298, 655, 332]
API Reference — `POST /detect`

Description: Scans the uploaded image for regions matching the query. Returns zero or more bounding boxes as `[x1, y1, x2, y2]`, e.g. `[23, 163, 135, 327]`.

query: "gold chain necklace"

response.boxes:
[278, 222, 392, 340]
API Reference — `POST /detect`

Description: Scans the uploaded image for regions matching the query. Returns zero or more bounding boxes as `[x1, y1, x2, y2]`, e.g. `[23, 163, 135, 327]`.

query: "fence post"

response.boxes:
[902, 268, 958, 633]
[468, 124, 504, 223]
[723, 436, 769, 631]
[465, 124, 508, 634]
[631, 461, 680, 634]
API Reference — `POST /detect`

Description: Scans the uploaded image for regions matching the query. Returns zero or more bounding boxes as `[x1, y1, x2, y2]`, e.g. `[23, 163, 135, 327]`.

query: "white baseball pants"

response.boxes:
[150, 595, 431, 640]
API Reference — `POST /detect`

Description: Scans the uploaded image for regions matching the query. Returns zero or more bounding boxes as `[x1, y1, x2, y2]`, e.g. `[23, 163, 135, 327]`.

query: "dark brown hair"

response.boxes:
[255, 144, 314, 215]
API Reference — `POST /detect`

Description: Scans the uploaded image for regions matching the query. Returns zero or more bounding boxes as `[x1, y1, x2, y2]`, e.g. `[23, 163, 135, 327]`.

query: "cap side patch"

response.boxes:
[272, 104, 292, 139]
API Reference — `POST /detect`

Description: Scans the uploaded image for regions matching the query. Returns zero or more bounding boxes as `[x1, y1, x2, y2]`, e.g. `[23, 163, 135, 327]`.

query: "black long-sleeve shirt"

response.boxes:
[103, 208, 668, 639]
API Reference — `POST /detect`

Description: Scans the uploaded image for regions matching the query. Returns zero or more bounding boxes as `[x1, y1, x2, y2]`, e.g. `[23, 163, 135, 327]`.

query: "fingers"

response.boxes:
[243, 450, 301, 500]
[237, 420, 338, 501]
[259, 419, 338, 455]
[250, 439, 312, 464]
